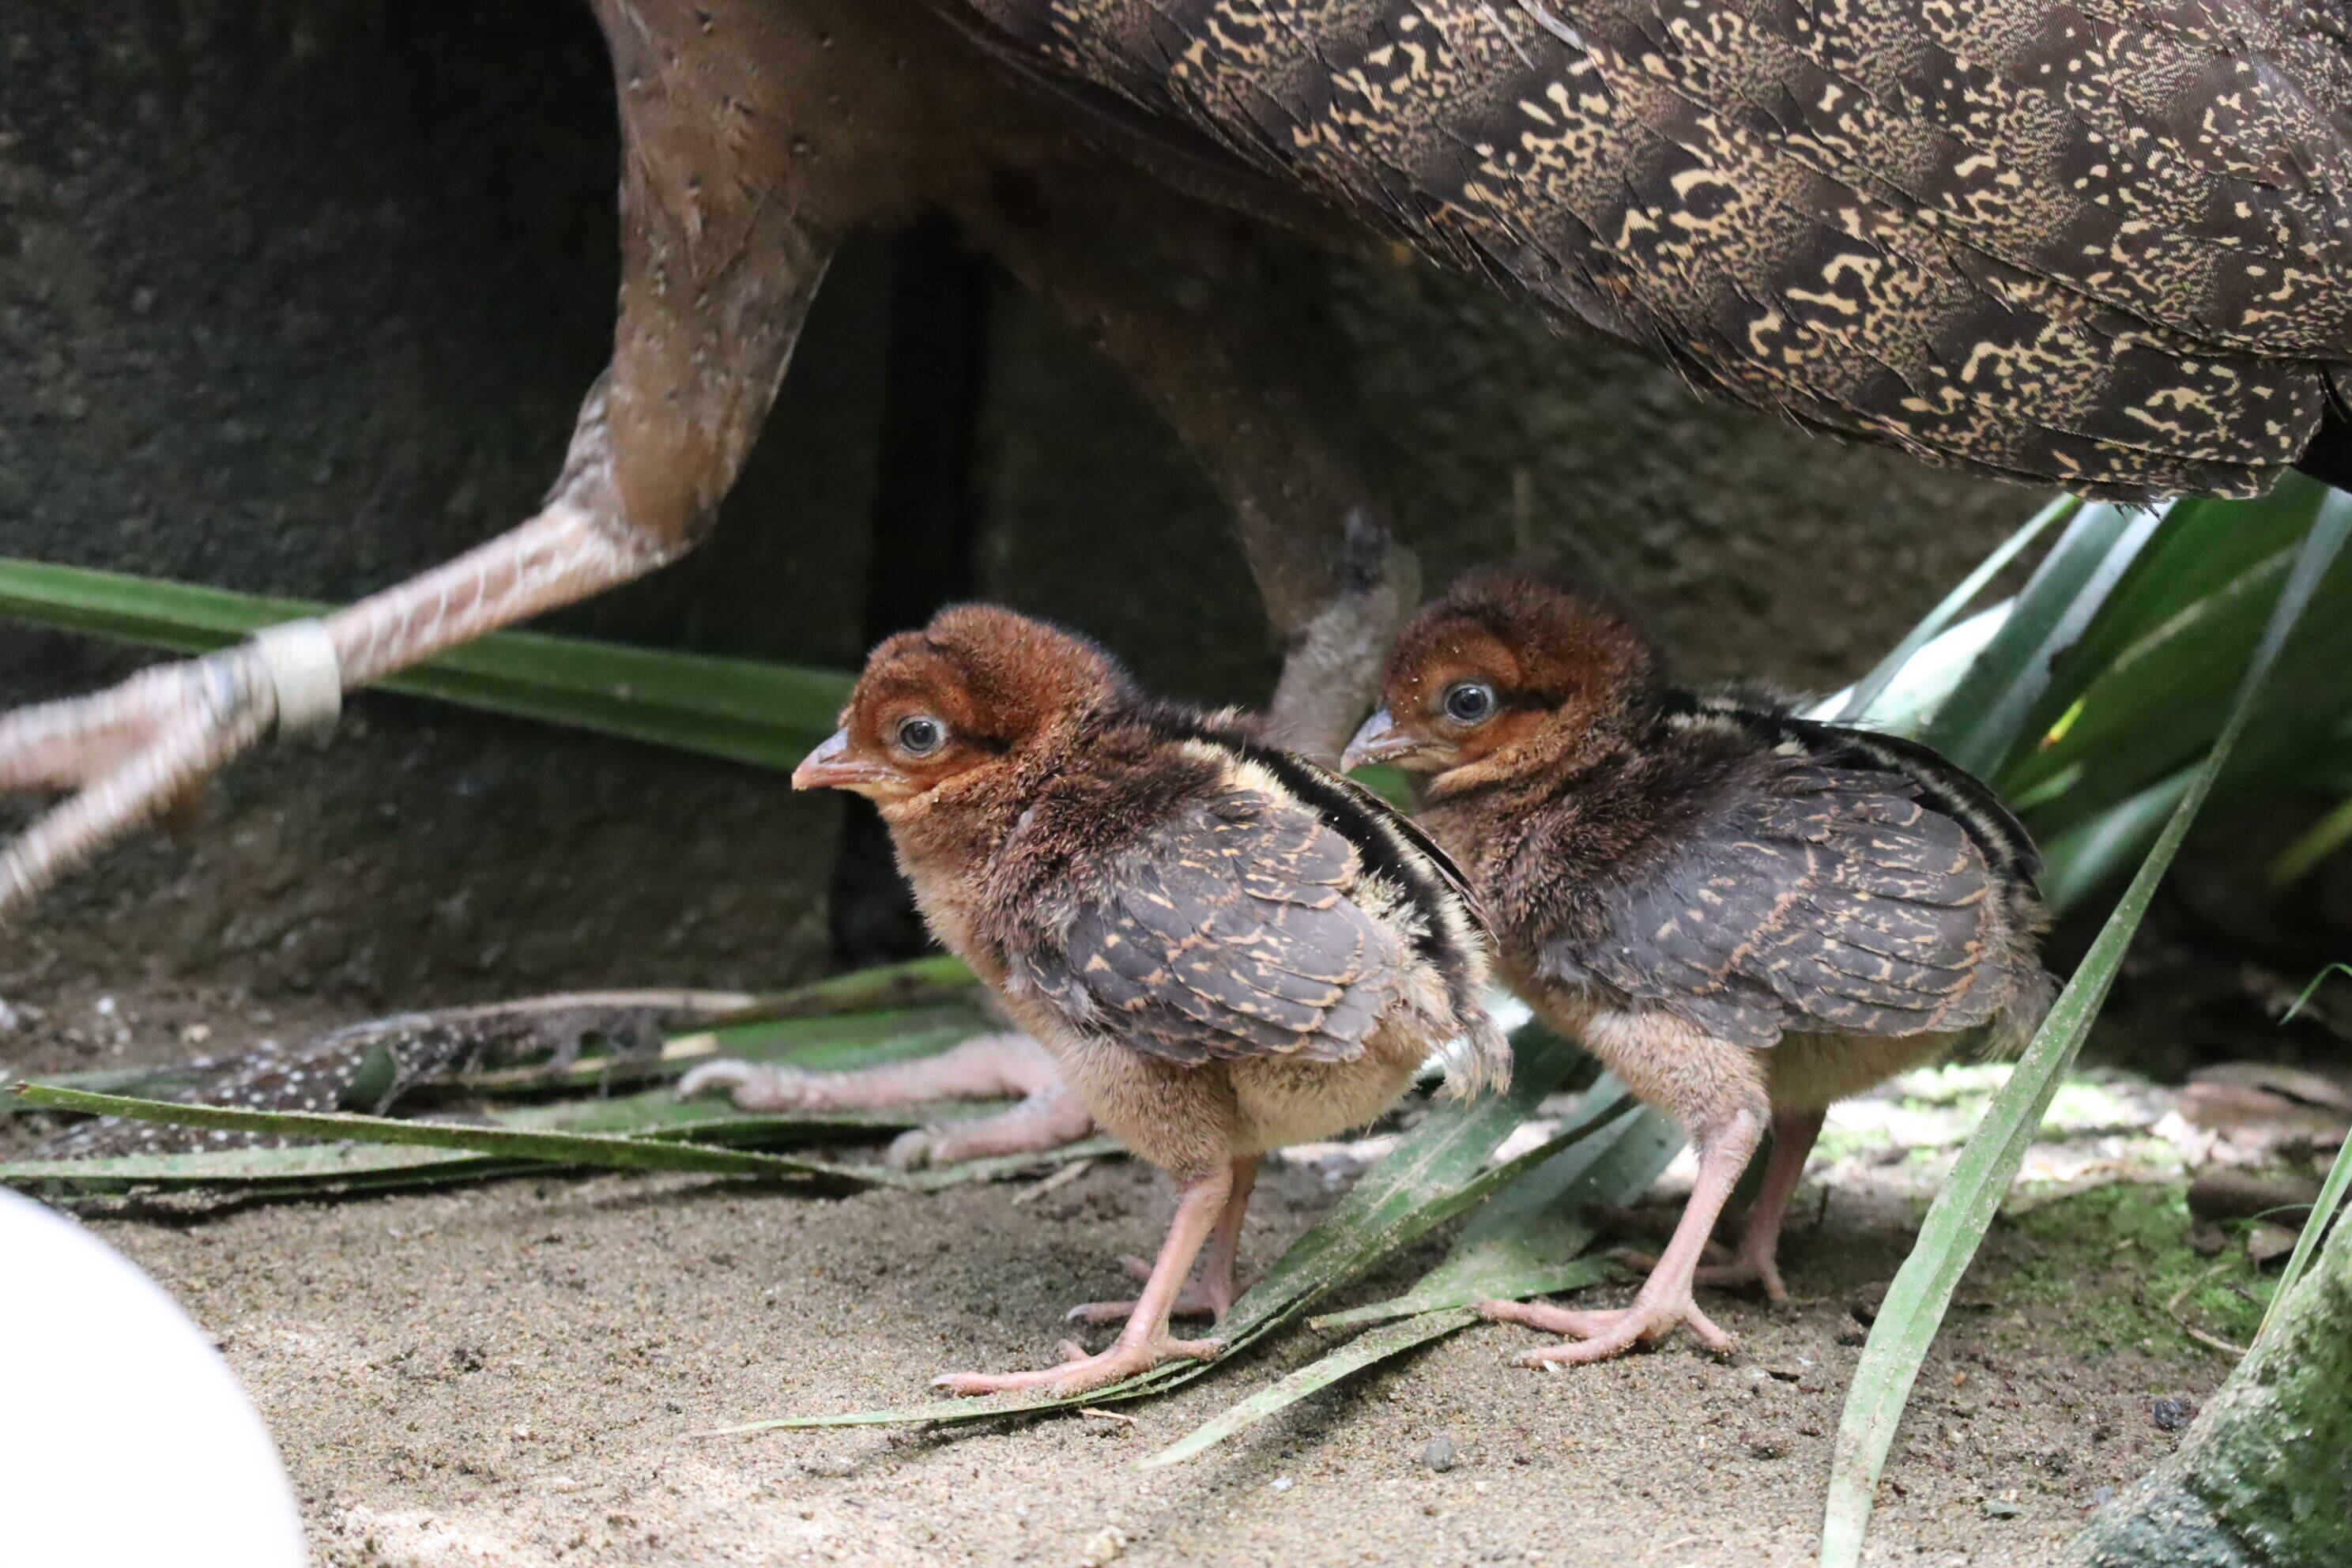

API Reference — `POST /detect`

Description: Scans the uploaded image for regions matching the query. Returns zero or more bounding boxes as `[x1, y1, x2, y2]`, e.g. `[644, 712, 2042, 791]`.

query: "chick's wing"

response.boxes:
[1012, 786, 1408, 1065]
[1561, 763, 2013, 1048]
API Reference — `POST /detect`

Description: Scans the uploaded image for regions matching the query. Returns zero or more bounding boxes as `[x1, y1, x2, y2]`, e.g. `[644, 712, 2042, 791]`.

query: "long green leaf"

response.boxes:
[1833, 495, 2073, 724]
[2032, 768, 2196, 915]
[1312, 1092, 1678, 1331]
[1819, 490, 2352, 1568]
[4, 1083, 916, 1187]
[705, 1025, 1598, 1434]
[1132, 1093, 1675, 1466]
[0, 556, 850, 768]
[1140, 1310, 1480, 1469]
[2263, 964, 2352, 1340]
[1922, 502, 2163, 776]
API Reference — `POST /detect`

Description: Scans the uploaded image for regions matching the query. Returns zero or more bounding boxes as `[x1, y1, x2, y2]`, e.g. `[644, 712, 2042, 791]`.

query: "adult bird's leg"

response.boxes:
[1069, 1155, 1259, 1325]
[1480, 1106, 1766, 1365]
[934, 1160, 1234, 1397]
[962, 173, 1419, 763]
[680, 1032, 1095, 1170]
[712, 177, 1433, 1167]
[0, 0, 833, 918]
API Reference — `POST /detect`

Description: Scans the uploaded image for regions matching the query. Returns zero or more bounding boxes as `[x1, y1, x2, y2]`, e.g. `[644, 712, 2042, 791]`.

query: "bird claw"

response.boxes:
[1690, 1253, 1791, 1306]
[930, 1332, 1223, 1397]
[0, 647, 277, 915]
[1477, 1293, 1737, 1366]
[677, 1058, 823, 1110]
[1616, 1241, 1791, 1306]
[884, 1128, 940, 1170]
[1067, 1253, 1239, 1325]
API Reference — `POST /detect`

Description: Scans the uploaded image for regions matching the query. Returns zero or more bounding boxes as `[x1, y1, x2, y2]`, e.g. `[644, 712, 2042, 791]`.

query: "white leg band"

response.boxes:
[250, 619, 343, 740]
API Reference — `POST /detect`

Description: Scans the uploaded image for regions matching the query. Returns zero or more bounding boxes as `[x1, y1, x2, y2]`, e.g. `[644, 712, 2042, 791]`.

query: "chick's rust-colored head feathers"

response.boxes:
[1345, 567, 1658, 788]
[793, 604, 1133, 803]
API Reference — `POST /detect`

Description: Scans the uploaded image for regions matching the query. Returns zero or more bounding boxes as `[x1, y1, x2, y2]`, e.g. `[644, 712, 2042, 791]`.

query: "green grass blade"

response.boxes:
[2033, 768, 2196, 914]
[1993, 488, 2352, 826]
[2267, 796, 2352, 889]
[707, 1025, 1599, 1433]
[1138, 1309, 1481, 1469]
[1921, 502, 2164, 776]
[1312, 1093, 1678, 1330]
[2258, 1125, 2352, 1346]
[0, 556, 850, 768]
[1306, 1258, 1621, 1332]
[1833, 495, 2073, 724]
[1818, 490, 2352, 1568]
[1134, 1089, 1676, 1467]
[2261, 965, 2352, 1339]
[5, 1083, 916, 1188]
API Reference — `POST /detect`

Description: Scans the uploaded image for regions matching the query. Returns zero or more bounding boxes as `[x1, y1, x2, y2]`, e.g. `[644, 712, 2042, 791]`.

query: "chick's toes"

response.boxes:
[931, 1332, 1225, 1398]
[1479, 1294, 1736, 1364]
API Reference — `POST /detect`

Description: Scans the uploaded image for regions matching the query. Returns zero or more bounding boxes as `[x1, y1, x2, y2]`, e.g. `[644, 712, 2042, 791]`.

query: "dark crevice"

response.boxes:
[827, 213, 996, 967]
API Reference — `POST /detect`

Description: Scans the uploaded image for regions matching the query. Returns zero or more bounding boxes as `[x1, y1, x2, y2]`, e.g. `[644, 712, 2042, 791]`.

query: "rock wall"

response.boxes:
[0, 0, 2034, 1016]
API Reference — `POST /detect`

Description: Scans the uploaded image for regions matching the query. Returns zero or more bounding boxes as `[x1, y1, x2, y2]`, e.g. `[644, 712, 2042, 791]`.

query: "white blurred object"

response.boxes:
[0, 1189, 305, 1567]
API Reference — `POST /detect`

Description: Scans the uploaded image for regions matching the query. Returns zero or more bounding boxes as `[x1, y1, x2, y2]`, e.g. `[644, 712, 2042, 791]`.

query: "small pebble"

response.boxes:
[1421, 1436, 1457, 1472]
[1834, 1316, 1869, 1347]
[1983, 1499, 2023, 1519]
[1080, 1525, 1128, 1566]
[2150, 1396, 2196, 1432]
[1269, 1476, 1293, 1493]
[2085, 1486, 2116, 1510]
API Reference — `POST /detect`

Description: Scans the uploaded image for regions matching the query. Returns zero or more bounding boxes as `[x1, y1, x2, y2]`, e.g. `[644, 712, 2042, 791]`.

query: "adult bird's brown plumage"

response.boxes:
[1345, 567, 2052, 1363]
[13, 0, 2352, 922]
[951, 0, 2352, 499]
[690, 604, 1508, 1395]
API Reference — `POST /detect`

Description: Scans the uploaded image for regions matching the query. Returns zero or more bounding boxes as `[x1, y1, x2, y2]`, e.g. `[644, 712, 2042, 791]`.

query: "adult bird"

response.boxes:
[7, 0, 2350, 910]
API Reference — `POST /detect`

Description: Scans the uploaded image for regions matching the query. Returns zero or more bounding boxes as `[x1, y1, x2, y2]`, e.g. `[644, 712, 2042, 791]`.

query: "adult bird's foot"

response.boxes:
[1476, 1291, 1737, 1366]
[1065, 1254, 1242, 1325]
[0, 646, 287, 915]
[932, 1332, 1223, 1397]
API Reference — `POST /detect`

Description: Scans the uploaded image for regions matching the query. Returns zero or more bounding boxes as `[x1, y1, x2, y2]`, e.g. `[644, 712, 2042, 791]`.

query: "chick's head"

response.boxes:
[795, 605, 1132, 806]
[1345, 566, 1657, 790]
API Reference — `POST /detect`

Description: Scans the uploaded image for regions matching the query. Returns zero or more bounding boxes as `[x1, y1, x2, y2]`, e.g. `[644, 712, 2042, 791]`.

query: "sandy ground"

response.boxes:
[55, 1125, 2218, 1568]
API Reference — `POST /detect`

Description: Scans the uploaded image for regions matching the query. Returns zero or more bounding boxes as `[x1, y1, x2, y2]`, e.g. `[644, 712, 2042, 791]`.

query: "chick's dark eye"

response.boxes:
[895, 716, 945, 756]
[1442, 682, 1497, 725]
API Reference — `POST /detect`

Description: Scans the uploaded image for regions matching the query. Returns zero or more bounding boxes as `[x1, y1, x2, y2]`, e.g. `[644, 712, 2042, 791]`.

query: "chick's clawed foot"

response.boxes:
[1690, 1253, 1792, 1306]
[1616, 1243, 1790, 1306]
[677, 1060, 824, 1111]
[931, 1331, 1225, 1397]
[1065, 1253, 1242, 1325]
[1476, 1290, 1736, 1366]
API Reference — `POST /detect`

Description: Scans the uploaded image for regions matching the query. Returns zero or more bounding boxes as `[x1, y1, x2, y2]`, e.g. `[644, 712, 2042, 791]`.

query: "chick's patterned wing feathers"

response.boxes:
[1562, 763, 2010, 1048]
[1014, 786, 1408, 1065]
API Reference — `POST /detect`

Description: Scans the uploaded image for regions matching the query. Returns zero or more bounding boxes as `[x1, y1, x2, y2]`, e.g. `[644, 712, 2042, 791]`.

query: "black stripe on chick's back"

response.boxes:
[1141, 708, 1494, 1016]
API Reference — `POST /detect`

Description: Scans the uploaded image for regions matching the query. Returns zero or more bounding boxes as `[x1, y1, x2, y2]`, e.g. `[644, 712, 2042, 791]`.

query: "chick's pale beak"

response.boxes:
[791, 728, 896, 793]
[1343, 708, 1439, 772]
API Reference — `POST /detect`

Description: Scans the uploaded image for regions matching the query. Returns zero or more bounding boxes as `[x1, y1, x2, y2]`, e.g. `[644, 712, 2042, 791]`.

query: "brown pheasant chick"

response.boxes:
[1345, 567, 2051, 1367]
[761, 604, 1508, 1396]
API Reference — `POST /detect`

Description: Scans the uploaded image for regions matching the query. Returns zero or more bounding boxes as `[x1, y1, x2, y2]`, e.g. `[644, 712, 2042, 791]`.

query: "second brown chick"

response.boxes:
[1347, 567, 2052, 1366]
[710, 604, 1507, 1396]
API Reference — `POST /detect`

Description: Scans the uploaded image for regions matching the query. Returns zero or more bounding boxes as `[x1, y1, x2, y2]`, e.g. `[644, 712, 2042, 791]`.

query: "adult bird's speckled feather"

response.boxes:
[948, 0, 2352, 496]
